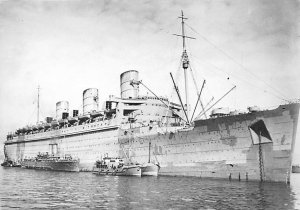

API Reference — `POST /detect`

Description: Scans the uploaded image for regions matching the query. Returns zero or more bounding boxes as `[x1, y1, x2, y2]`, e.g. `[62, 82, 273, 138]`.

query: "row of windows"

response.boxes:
[23, 121, 116, 138]
[61, 123, 111, 133]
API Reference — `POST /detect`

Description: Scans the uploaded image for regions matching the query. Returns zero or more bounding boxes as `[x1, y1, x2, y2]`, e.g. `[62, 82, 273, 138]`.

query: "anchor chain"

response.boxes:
[258, 132, 264, 182]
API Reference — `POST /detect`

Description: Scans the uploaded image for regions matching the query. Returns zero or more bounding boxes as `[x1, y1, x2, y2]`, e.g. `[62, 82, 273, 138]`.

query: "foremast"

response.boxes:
[174, 11, 195, 124]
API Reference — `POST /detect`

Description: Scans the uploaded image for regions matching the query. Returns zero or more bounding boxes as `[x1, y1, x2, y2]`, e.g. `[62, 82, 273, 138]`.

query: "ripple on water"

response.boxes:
[1, 168, 300, 209]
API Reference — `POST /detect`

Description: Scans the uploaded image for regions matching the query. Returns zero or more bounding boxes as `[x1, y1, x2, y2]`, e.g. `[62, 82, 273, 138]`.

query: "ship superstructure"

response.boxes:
[3, 12, 300, 183]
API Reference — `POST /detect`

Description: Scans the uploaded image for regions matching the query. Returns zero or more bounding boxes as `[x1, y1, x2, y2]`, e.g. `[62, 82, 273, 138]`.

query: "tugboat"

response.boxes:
[21, 153, 80, 172]
[92, 157, 141, 176]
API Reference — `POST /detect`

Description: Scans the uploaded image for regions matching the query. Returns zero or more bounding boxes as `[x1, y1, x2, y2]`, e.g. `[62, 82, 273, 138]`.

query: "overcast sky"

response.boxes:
[0, 0, 299, 160]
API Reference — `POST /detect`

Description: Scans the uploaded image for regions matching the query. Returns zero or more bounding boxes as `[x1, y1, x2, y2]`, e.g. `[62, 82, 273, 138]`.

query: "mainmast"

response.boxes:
[148, 141, 151, 163]
[37, 85, 40, 124]
[174, 11, 195, 124]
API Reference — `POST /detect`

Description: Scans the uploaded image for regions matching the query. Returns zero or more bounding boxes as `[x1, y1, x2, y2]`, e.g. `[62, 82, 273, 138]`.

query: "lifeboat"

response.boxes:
[229, 110, 243, 116]
[32, 125, 38, 131]
[51, 120, 59, 128]
[90, 111, 103, 118]
[16, 128, 23, 134]
[68, 117, 78, 124]
[59, 119, 68, 126]
[210, 107, 230, 118]
[78, 115, 90, 121]
[6, 134, 12, 140]
[26, 126, 33, 132]
[248, 106, 260, 113]
[38, 124, 44, 130]
[44, 123, 51, 129]
[58, 119, 68, 127]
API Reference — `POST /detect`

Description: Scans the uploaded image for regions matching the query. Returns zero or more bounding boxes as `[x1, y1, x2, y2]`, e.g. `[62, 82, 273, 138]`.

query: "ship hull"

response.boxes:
[4, 103, 299, 182]
[141, 163, 160, 176]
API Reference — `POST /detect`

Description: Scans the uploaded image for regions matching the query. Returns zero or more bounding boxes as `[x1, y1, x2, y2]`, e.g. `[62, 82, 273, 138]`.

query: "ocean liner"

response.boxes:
[3, 12, 299, 183]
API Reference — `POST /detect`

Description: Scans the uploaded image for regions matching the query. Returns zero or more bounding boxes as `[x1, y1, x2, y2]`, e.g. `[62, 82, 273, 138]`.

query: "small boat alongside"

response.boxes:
[21, 153, 79, 172]
[92, 157, 141, 176]
[140, 162, 160, 176]
[140, 142, 160, 176]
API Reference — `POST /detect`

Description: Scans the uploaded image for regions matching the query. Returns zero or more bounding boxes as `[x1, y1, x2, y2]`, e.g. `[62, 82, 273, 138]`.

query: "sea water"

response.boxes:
[1, 167, 300, 209]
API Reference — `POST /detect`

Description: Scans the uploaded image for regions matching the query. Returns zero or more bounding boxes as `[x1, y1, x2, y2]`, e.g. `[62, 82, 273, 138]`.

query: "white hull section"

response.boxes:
[4, 104, 300, 182]
[141, 163, 160, 176]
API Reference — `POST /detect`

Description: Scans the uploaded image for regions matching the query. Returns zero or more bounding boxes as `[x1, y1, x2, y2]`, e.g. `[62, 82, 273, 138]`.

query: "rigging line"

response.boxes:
[161, 94, 173, 125]
[190, 54, 230, 78]
[189, 54, 288, 102]
[205, 96, 215, 109]
[196, 86, 236, 119]
[190, 79, 206, 122]
[189, 53, 233, 88]
[187, 57, 216, 103]
[195, 97, 214, 121]
[162, 56, 183, 125]
[173, 55, 184, 94]
[168, 56, 185, 111]
[185, 23, 289, 100]
[189, 65, 208, 119]
[170, 73, 189, 124]
[158, 36, 181, 78]
[190, 54, 285, 101]
[27, 105, 37, 126]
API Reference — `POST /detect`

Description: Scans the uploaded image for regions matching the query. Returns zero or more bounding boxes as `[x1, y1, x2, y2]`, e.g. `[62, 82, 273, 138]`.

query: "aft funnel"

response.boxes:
[120, 70, 139, 99]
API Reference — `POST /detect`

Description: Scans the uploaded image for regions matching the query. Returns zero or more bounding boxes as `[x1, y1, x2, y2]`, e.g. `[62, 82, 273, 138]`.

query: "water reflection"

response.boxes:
[291, 173, 300, 209]
[1, 167, 300, 209]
